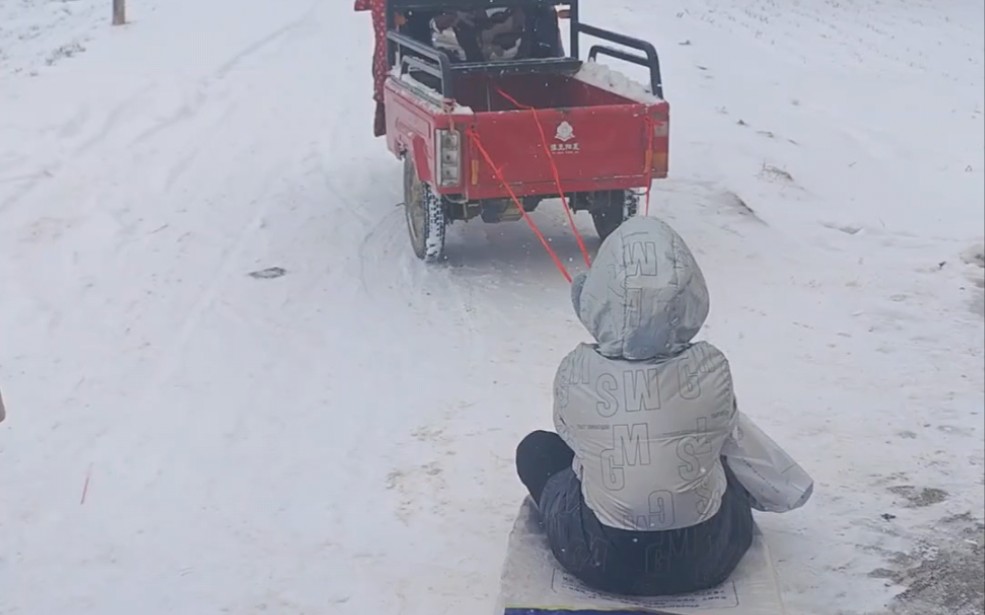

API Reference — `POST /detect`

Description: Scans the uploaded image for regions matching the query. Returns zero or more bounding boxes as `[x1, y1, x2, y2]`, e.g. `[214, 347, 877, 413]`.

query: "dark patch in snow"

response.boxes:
[959, 244, 984, 269]
[821, 222, 862, 235]
[758, 163, 795, 183]
[720, 191, 766, 225]
[959, 244, 985, 316]
[969, 292, 984, 318]
[936, 424, 974, 437]
[248, 267, 286, 279]
[45, 40, 86, 66]
[887, 485, 949, 508]
[871, 513, 984, 615]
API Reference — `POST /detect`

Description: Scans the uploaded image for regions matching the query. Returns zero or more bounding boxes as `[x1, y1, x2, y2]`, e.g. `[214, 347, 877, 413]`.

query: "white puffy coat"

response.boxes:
[554, 216, 813, 531]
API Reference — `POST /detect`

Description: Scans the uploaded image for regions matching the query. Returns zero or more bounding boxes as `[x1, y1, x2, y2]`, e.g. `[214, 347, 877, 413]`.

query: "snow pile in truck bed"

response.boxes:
[391, 66, 476, 114]
[572, 59, 662, 104]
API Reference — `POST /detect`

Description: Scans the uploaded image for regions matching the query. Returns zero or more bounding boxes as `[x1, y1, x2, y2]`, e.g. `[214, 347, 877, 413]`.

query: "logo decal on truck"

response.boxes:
[555, 120, 575, 142]
[552, 120, 581, 154]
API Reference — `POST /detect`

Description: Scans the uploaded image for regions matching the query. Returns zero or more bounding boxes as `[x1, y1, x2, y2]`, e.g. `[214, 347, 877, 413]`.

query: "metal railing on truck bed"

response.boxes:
[384, 0, 664, 100]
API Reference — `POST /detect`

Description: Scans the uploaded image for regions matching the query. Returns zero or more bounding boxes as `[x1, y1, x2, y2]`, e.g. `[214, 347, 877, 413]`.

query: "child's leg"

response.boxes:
[618, 462, 754, 595]
[515, 430, 574, 505]
[526, 450, 755, 597]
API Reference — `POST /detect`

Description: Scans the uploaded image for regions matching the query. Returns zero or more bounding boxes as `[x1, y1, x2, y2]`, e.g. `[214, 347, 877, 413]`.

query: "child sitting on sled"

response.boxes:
[515, 215, 813, 596]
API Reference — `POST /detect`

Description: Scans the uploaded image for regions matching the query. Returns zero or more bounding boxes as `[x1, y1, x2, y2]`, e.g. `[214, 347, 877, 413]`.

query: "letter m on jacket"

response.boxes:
[614, 423, 651, 467]
[602, 423, 652, 490]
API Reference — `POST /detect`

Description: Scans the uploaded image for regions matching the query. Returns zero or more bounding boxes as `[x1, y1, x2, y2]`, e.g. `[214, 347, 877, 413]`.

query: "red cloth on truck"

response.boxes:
[354, 0, 388, 136]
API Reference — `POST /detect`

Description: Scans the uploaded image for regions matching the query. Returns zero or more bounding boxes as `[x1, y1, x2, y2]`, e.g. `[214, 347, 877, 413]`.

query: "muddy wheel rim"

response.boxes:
[407, 177, 427, 247]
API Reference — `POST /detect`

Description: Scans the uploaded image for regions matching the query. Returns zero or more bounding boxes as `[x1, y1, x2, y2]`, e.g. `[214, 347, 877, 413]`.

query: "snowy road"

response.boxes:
[1, 1, 982, 614]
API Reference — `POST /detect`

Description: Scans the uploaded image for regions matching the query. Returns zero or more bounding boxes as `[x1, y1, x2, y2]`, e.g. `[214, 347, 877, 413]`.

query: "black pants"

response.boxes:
[515, 430, 754, 597]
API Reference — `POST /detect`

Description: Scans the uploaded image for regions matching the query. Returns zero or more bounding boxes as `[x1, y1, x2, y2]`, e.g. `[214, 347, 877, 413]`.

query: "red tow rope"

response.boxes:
[467, 129, 573, 283]
[494, 87, 593, 270]
[642, 116, 656, 217]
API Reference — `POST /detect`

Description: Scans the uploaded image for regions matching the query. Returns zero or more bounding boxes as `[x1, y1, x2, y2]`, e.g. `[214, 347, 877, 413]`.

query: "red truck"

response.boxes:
[379, 0, 669, 262]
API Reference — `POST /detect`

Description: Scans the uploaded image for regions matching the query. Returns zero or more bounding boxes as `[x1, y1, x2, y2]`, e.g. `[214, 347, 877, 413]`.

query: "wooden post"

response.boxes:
[112, 0, 125, 25]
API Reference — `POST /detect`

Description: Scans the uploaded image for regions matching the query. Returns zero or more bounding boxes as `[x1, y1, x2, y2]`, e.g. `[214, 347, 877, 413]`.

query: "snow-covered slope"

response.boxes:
[1, 1, 982, 614]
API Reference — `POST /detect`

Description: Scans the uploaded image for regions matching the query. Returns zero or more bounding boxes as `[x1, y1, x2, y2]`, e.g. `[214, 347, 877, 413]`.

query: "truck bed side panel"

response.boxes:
[467, 104, 649, 194]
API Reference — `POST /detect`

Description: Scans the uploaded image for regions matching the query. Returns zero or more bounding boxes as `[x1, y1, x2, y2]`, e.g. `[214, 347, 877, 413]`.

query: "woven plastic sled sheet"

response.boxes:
[493, 498, 788, 615]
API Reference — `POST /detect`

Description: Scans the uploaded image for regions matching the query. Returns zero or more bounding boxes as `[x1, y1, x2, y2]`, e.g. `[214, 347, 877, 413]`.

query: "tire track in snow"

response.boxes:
[0, 84, 148, 214]
[1, 4, 317, 216]
[356, 207, 402, 295]
[121, 7, 330, 399]
[138, 204, 270, 401]
[130, 2, 318, 147]
[59, 5, 336, 475]
[342, 179, 510, 531]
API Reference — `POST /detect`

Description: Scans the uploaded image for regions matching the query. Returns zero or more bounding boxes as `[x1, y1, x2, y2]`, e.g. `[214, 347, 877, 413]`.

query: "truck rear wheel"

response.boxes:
[590, 189, 639, 241]
[403, 155, 446, 262]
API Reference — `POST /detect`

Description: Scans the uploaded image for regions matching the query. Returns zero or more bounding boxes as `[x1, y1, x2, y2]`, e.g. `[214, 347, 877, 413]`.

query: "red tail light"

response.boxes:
[648, 103, 670, 178]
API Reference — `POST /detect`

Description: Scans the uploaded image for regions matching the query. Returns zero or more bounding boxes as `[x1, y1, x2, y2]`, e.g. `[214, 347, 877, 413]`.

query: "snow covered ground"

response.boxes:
[1, 0, 982, 613]
[0, 0, 105, 77]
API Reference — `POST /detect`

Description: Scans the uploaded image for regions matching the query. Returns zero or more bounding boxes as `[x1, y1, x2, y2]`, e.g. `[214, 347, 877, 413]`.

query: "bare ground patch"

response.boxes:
[870, 513, 984, 615]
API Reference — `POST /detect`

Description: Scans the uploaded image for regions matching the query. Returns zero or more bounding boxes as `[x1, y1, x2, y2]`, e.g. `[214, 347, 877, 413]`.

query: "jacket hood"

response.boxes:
[571, 216, 710, 360]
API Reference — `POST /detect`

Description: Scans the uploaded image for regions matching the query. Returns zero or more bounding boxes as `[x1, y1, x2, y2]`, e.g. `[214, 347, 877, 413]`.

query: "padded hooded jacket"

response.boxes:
[554, 216, 812, 532]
